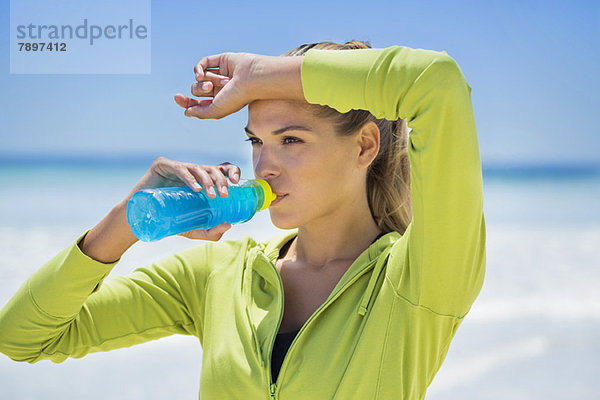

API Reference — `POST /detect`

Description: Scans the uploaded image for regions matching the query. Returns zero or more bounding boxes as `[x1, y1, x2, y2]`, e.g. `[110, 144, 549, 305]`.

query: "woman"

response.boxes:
[0, 41, 486, 399]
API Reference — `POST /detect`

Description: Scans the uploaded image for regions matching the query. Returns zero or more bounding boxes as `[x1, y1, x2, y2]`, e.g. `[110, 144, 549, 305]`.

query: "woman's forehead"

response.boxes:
[248, 100, 321, 128]
[248, 98, 312, 114]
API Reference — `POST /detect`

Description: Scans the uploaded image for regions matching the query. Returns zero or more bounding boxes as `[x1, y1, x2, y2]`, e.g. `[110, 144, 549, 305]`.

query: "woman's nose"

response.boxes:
[254, 147, 280, 179]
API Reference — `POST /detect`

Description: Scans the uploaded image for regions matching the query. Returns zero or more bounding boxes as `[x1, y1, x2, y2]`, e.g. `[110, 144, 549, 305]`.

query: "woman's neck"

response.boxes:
[283, 198, 382, 270]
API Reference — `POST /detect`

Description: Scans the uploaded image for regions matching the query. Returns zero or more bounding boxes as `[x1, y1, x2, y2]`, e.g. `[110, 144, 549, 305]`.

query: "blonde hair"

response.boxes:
[281, 40, 412, 234]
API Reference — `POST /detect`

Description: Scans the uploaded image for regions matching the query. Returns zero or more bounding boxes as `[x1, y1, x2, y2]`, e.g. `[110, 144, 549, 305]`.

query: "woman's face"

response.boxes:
[246, 99, 363, 230]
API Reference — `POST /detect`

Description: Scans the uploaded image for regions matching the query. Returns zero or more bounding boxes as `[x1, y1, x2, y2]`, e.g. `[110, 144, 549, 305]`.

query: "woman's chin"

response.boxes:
[268, 211, 300, 230]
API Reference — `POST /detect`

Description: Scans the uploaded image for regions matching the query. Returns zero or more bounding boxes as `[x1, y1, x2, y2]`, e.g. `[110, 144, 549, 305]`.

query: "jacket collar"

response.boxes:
[259, 229, 402, 308]
[262, 229, 299, 263]
[261, 228, 401, 266]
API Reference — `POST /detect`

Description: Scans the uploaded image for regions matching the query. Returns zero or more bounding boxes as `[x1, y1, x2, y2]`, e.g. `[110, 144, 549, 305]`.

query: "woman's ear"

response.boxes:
[355, 121, 380, 169]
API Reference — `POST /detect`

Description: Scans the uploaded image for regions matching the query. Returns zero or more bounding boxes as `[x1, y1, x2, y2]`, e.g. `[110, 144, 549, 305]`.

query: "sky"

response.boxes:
[0, 0, 598, 169]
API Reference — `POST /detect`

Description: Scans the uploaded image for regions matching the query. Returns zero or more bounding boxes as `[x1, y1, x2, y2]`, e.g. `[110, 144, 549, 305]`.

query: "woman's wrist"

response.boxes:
[78, 200, 138, 264]
[252, 55, 305, 101]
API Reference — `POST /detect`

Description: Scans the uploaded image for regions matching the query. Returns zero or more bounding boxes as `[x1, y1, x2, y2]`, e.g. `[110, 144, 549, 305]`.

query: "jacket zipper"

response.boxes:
[266, 255, 381, 399]
[266, 259, 286, 400]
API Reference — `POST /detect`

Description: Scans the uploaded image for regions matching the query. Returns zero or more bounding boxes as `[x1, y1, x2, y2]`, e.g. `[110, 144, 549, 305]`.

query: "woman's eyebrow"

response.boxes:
[244, 125, 314, 136]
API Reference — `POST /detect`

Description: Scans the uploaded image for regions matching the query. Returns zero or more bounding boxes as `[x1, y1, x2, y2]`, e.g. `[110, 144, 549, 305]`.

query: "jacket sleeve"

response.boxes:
[301, 45, 486, 317]
[0, 228, 217, 363]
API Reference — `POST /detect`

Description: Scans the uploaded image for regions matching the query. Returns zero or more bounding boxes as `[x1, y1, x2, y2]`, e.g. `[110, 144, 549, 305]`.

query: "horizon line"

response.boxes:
[0, 152, 599, 177]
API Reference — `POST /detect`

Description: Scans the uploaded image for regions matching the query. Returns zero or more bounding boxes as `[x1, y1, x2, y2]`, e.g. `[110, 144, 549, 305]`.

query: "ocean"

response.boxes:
[0, 160, 598, 399]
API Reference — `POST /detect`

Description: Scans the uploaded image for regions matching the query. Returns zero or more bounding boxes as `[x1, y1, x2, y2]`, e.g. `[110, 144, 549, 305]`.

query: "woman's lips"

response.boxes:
[271, 193, 287, 206]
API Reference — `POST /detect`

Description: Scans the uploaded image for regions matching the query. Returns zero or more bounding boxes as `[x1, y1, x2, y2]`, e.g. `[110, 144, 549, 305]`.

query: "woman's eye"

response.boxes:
[282, 136, 301, 144]
[244, 137, 301, 145]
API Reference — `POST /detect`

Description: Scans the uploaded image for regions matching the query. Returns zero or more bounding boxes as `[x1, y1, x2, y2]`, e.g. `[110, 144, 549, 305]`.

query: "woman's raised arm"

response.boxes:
[296, 45, 486, 318]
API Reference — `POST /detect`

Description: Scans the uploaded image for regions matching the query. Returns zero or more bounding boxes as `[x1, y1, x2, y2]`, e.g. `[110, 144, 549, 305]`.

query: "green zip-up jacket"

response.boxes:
[0, 45, 486, 399]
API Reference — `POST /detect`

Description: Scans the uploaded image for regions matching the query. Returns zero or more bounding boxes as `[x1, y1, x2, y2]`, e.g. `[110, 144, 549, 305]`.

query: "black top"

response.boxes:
[270, 231, 386, 383]
[271, 328, 301, 383]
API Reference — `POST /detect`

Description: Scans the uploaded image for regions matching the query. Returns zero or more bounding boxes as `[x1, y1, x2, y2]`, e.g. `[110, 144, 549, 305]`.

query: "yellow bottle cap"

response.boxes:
[254, 178, 277, 212]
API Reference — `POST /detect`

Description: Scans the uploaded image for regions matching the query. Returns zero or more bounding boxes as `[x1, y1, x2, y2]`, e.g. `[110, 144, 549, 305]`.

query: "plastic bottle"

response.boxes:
[126, 178, 276, 242]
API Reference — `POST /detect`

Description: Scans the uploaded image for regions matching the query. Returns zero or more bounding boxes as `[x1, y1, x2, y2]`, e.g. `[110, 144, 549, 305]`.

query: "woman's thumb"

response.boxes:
[184, 100, 218, 119]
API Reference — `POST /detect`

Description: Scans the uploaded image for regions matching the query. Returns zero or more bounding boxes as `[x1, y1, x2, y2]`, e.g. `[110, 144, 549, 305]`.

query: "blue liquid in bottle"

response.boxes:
[127, 178, 275, 242]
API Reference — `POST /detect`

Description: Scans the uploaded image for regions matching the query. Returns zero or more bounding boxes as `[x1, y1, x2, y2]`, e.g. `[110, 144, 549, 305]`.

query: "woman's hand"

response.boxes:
[126, 156, 242, 241]
[174, 52, 305, 119]
[174, 52, 257, 120]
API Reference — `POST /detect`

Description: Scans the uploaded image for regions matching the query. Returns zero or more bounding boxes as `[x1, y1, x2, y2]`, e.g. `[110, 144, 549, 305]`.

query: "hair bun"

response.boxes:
[342, 40, 372, 50]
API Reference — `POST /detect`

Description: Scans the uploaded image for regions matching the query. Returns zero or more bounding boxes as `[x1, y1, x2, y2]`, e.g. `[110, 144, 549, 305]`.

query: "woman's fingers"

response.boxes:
[191, 80, 216, 98]
[191, 80, 212, 97]
[185, 82, 247, 119]
[190, 70, 229, 95]
[194, 54, 231, 80]
[181, 165, 213, 196]
[218, 163, 240, 183]
[174, 94, 217, 110]
[174, 77, 230, 118]
[171, 162, 206, 193]
[183, 100, 221, 118]
[188, 165, 228, 198]
[148, 158, 243, 199]
[174, 94, 229, 119]
[209, 166, 231, 197]
[174, 93, 203, 109]
[194, 56, 218, 79]
[183, 52, 258, 119]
